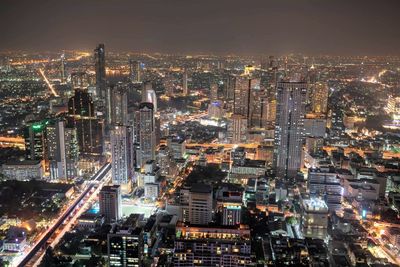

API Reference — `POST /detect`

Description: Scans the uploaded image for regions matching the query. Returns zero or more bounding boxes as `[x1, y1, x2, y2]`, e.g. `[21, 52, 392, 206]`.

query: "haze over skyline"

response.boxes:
[1, 0, 400, 55]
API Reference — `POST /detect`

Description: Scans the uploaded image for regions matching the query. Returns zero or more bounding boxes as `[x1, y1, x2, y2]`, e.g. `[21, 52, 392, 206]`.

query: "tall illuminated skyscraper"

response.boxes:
[60, 53, 66, 84]
[182, 69, 188, 96]
[24, 120, 49, 162]
[47, 120, 78, 180]
[311, 82, 328, 114]
[68, 88, 104, 156]
[111, 125, 133, 186]
[94, 44, 106, 99]
[138, 102, 156, 168]
[107, 83, 128, 126]
[274, 80, 307, 178]
[141, 82, 157, 112]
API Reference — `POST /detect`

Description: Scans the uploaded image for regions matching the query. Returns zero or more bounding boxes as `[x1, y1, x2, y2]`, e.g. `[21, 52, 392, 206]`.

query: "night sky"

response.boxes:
[1, 0, 400, 55]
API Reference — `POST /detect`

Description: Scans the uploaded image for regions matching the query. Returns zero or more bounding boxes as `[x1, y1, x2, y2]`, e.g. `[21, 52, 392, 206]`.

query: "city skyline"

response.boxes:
[1, 1, 400, 266]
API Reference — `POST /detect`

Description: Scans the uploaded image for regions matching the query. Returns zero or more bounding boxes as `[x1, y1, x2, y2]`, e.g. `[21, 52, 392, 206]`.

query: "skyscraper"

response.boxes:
[107, 83, 128, 126]
[99, 185, 122, 223]
[229, 114, 248, 144]
[138, 102, 156, 168]
[274, 80, 307, 178]
[68, 88, 103, 156]
[311, 82, 328, 114]
[182, 69, 188, 95]
[60, 53, 66, 84]
[111, 125, 134, 186]
[141, 82, 157, 113]
[24, 120, 49, 162]
[94, 44, 106, 99]
[129, 60, 141, 83]
[47, 120, 78, 180]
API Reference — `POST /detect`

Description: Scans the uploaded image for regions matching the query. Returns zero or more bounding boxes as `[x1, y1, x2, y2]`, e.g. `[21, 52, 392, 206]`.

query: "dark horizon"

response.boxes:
[1, 0, 400, 56]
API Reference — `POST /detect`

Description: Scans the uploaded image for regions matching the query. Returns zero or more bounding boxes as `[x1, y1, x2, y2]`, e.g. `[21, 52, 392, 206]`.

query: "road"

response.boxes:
[14, 163, 111, 267]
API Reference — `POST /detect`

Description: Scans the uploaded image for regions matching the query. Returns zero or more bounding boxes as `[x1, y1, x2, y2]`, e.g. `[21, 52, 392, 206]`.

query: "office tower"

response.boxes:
[107, 83, 128, 126]
[60, 53, 66, 84]
[174, 224, 252, 267]
[188, 184, 213, 225]
[24, 120, 49, 162]
[47, 120, 78, 180]
[311, 82, 328, 114]
[229, 114, 248, 144]
[274, 80, 307, 178]
[142, 82, 157, 113]
[129, 60, 141, 83]
[99, 185, 122, 223]
[111, 125, 133, 186]
[308, 167, 342, 211]
[182, 69, 188, 95]
[138, 102, 156, 168]
[224, 74, 236, 102]
[108, 227, 142, 267]
[301, 198, 328, 239]
[234, 76, 260, 121]
[94, 44, 106, 99]
[210, 83, 218, 101]
[249, 86, 267, 128]
[68, 88, 103, 156]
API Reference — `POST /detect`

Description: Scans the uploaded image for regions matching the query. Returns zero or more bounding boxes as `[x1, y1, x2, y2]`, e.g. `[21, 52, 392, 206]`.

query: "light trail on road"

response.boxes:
[38, 68, 59, 97]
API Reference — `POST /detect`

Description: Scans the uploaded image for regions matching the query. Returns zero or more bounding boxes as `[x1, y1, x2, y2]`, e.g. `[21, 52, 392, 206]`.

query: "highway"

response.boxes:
[15, 163, 111, 267]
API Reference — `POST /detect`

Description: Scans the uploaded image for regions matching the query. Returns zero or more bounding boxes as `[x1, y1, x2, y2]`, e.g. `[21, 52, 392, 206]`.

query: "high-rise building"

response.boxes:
[94, 44, 106, 99]
[308, 167, 342, 211]
[108, 227, 142, 267]
[99, 185, 122, 223]
[138, 103, 156, 168]
[47, 120, 78, 180]
[274, 80, 307, 178]
[24, 120, 49, 162]
[224, 74, 236, 112]
[129, 60, 141, 83]
[182, 69, 188, 96]
[107, 83, 128, 126]
[229, 114, 248, 144]
[68, 88, 104, 156]
[111, 125, 134, 186]
[60, 53, 66, 84]
[188, 184, 213, 225]
[233, 76, 261, 124]
[142, 82, 157, 113]
[311, 82, 328, 114]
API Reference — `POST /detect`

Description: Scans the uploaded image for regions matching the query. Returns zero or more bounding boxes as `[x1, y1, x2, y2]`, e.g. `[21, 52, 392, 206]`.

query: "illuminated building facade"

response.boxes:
[174, 224, 252, 267]
[274, 81, 307, 178]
